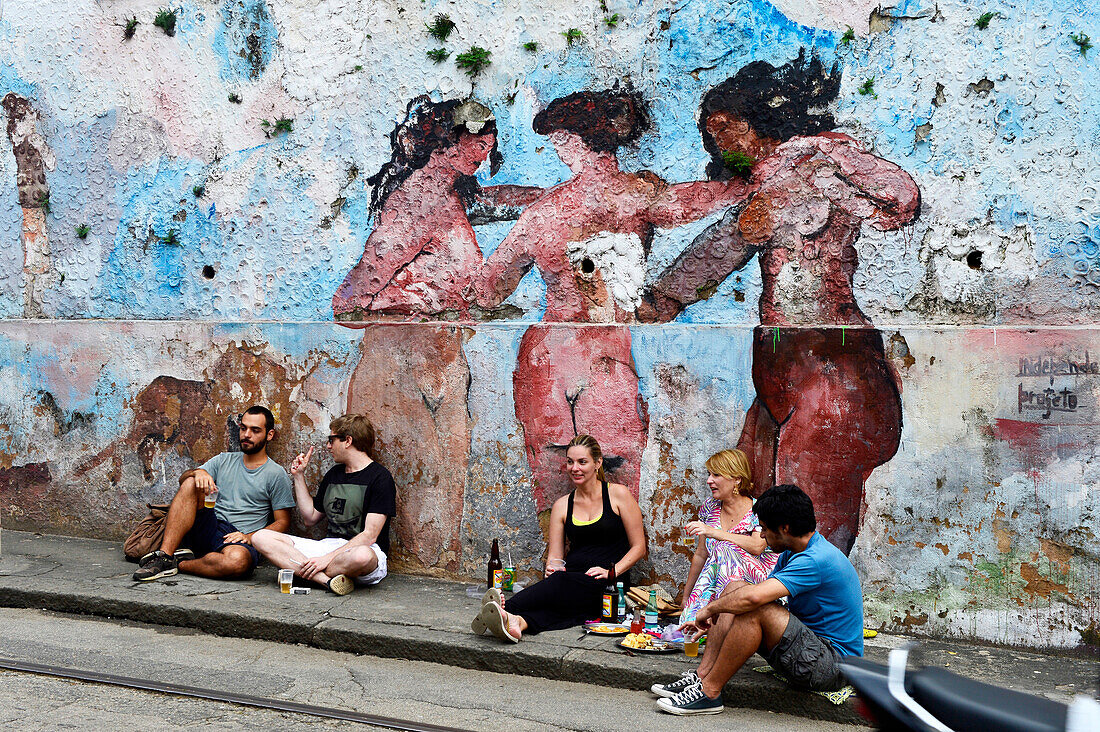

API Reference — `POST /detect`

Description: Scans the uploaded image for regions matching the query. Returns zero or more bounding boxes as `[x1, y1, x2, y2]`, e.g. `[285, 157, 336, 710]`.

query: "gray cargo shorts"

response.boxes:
[763, 613, 846, 691]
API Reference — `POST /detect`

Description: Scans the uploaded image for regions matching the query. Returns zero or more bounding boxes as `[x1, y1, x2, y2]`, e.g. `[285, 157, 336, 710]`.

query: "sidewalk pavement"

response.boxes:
[0, 531, 1095, 725]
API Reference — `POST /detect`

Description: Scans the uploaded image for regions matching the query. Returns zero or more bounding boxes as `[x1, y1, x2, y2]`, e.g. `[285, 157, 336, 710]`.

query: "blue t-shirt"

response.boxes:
[200, 452, 295, 534]
[769, 532, 864, 656]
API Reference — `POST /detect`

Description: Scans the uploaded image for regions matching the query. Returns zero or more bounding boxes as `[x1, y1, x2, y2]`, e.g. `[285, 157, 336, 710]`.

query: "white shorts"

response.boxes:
[289, 536, 388, 585]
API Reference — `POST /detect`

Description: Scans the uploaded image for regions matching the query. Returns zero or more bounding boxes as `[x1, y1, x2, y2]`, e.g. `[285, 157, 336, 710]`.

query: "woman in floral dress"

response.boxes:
[679, 449, 778, 624]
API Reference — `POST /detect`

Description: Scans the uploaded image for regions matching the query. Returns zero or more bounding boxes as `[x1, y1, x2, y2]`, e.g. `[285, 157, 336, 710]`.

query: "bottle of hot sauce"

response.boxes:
[487, 539, 503, 590]
[602, 564, 618, 621]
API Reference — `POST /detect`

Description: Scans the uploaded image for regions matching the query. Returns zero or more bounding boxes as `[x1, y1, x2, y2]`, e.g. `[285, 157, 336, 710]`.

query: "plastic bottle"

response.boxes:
[644, 589, 660, 631]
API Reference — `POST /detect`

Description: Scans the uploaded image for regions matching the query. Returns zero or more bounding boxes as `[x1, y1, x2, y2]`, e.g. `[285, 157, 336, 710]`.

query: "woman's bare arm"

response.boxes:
[637, 206, 761, 322]
[470, 213, 540, 310]
[681, 540, 709, 602]
[646, 178, 756, 229]
[609, 483, 648, 577]
[466, 184, 544, 224]
[545, 494, 569, 576]
[766, 134, 920, 230]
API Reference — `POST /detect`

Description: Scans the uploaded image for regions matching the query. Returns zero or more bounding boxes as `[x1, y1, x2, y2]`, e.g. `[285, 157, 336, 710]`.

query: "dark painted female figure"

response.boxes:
[641, 52, 920, 552]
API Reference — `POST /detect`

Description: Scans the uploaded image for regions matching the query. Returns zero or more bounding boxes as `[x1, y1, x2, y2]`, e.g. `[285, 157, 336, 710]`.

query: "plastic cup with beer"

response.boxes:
[204, 489, 217, 509]
[278, 568, 293, 594]
[684, 638, 700, 657]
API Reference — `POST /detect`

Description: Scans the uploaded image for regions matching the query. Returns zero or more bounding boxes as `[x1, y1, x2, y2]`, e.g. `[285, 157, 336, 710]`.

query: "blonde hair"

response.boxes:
[704, 449, 753, 496]
[567, 434, 606, 482]
[330, 414, 377, 460]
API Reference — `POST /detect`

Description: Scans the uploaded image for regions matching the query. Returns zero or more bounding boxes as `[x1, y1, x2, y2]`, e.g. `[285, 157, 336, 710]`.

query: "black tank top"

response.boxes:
[564, 481, 632, 584]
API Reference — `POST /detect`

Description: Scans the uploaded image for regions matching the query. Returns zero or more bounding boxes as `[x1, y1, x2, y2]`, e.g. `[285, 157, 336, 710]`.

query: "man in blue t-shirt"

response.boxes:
[133, 405, 295, 582]
[653, 484, 864, 716]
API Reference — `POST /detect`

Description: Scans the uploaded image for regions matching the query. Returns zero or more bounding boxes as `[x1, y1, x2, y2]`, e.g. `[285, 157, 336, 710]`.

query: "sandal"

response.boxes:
[476, 601, 519, 643]
[471, 588, 504, 634]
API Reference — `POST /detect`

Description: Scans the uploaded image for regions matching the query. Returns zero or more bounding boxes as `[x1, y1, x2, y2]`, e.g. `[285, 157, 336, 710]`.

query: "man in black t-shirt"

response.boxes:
[253, 414, 397, 595]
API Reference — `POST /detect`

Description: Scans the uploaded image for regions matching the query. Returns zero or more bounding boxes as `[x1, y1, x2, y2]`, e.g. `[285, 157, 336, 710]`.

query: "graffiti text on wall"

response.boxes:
[1015, 351, 1096, 419]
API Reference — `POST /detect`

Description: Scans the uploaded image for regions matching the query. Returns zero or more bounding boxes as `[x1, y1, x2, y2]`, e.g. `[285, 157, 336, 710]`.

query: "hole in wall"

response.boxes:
[966, 251, 983, 270]
[202, 265, 216, 279]
[581, 258, 595, 274]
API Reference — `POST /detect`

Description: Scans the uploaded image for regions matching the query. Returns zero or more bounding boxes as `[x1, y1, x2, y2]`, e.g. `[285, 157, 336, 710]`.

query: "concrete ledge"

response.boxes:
[1, 531, 1091, 726]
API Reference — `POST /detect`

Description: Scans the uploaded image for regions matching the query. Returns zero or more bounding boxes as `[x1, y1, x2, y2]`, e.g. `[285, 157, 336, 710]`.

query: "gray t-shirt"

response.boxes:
[200, 452, 295, 534]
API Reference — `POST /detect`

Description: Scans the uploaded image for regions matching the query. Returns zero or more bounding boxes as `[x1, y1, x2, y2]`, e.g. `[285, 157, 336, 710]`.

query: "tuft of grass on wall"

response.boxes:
[261, 118, 294, 137]
[974, 11, 998, 30]
[1070, 32, 1093, 57]
[455, 47, 491, 77]
[153, 8, 177, 37]
[721, 150, 755, 179]
[425, 13, 455, 41]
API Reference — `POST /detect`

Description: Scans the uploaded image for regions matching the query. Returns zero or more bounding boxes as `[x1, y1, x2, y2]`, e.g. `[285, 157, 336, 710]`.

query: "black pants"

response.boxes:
[507, 571, 604, 634]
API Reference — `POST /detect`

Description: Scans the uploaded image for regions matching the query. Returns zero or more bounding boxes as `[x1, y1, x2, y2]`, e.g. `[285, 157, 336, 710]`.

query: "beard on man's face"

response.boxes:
[240, 433, 268, 455]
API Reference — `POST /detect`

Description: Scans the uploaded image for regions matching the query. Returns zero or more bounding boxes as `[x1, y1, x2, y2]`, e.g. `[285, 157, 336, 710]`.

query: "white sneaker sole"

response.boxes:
[656, 699, 723, 716]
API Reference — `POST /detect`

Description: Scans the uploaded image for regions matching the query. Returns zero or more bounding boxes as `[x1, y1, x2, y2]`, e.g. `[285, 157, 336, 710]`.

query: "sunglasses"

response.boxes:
[326, 435, 348, 445]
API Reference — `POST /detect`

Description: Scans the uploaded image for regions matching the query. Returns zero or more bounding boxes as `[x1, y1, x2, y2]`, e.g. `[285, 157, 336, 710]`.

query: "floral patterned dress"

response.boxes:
[679, 497, 779, 624]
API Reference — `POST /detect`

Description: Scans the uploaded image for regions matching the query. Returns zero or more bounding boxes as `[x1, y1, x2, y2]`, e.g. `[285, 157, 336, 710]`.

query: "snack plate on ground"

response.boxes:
[584, 622, 631, 635]
[619, 633, 679, 652]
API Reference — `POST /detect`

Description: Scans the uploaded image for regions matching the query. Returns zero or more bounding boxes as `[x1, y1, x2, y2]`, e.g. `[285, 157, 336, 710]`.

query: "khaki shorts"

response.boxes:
[290, 536, 388, 585]
[763, 613, 846, 691]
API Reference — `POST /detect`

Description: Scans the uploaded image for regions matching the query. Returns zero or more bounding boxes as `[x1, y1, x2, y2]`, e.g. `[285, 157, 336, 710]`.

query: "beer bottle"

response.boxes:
[644, 588, 660, 630]
[602, 564, 618, 621]
[487, 539, 503, 590]
[616, 581, 626, 622]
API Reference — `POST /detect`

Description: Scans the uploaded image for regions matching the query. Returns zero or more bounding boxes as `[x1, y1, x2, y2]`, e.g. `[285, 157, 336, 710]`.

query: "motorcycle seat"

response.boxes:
[911, 667, 1067, 732]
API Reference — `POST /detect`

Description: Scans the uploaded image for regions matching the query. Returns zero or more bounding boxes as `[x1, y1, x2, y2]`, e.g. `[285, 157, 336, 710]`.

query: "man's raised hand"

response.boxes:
[290, 445, 314, 476]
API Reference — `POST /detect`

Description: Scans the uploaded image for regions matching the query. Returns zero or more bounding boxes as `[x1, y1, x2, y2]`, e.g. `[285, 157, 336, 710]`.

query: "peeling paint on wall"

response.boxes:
[1, 0, 1098, 649]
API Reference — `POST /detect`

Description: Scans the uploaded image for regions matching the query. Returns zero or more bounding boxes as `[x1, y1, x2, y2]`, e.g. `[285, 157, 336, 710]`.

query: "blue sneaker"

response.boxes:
[656, 683, 723, 715]
[651, 671, 701, 698]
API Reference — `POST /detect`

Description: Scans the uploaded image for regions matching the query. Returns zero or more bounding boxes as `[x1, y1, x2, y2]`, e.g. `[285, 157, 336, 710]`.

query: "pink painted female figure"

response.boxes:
[333, 96, 539, 320]
[473, 91, 756, 512]
[678, 449, 777, 625]
[331, 97, 539, 572]
[641, 53, 920, 551]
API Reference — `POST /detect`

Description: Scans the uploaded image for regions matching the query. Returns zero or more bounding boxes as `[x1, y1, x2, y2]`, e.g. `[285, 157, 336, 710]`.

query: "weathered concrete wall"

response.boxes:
[0, 0, 1098, 649]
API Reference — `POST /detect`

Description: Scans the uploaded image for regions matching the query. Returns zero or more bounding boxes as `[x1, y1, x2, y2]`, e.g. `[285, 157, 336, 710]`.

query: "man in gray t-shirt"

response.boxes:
[133, 405, 295, 582]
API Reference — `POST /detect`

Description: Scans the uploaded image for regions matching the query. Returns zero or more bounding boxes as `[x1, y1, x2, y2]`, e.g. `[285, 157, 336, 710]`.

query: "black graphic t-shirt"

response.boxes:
[313, 462, 397, 554]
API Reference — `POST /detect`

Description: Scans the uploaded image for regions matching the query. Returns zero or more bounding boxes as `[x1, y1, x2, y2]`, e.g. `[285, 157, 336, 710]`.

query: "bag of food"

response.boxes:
[123, 502, 171, 562]
[626, 583, 682, 617]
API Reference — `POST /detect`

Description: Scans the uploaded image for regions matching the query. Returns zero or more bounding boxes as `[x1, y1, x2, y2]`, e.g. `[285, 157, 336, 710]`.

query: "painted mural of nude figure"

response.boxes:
[333, 96, 539, 320]
[474, 91, 756, 513]
[3, 93, 57, 318]
[641, 53, 920, 552]
[332, 97, 539, 570]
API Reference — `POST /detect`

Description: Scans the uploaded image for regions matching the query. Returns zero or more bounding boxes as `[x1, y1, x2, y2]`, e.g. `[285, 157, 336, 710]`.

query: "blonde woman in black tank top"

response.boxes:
[472, 434, 648, 642]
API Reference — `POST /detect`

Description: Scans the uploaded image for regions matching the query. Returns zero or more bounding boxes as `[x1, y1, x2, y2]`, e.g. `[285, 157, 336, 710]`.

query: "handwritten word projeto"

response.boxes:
[1018, 384, 1079, 419]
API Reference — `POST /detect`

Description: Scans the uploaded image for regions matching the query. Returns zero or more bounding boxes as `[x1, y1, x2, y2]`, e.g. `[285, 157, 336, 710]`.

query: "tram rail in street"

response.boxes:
[0, 656, 471, 732]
